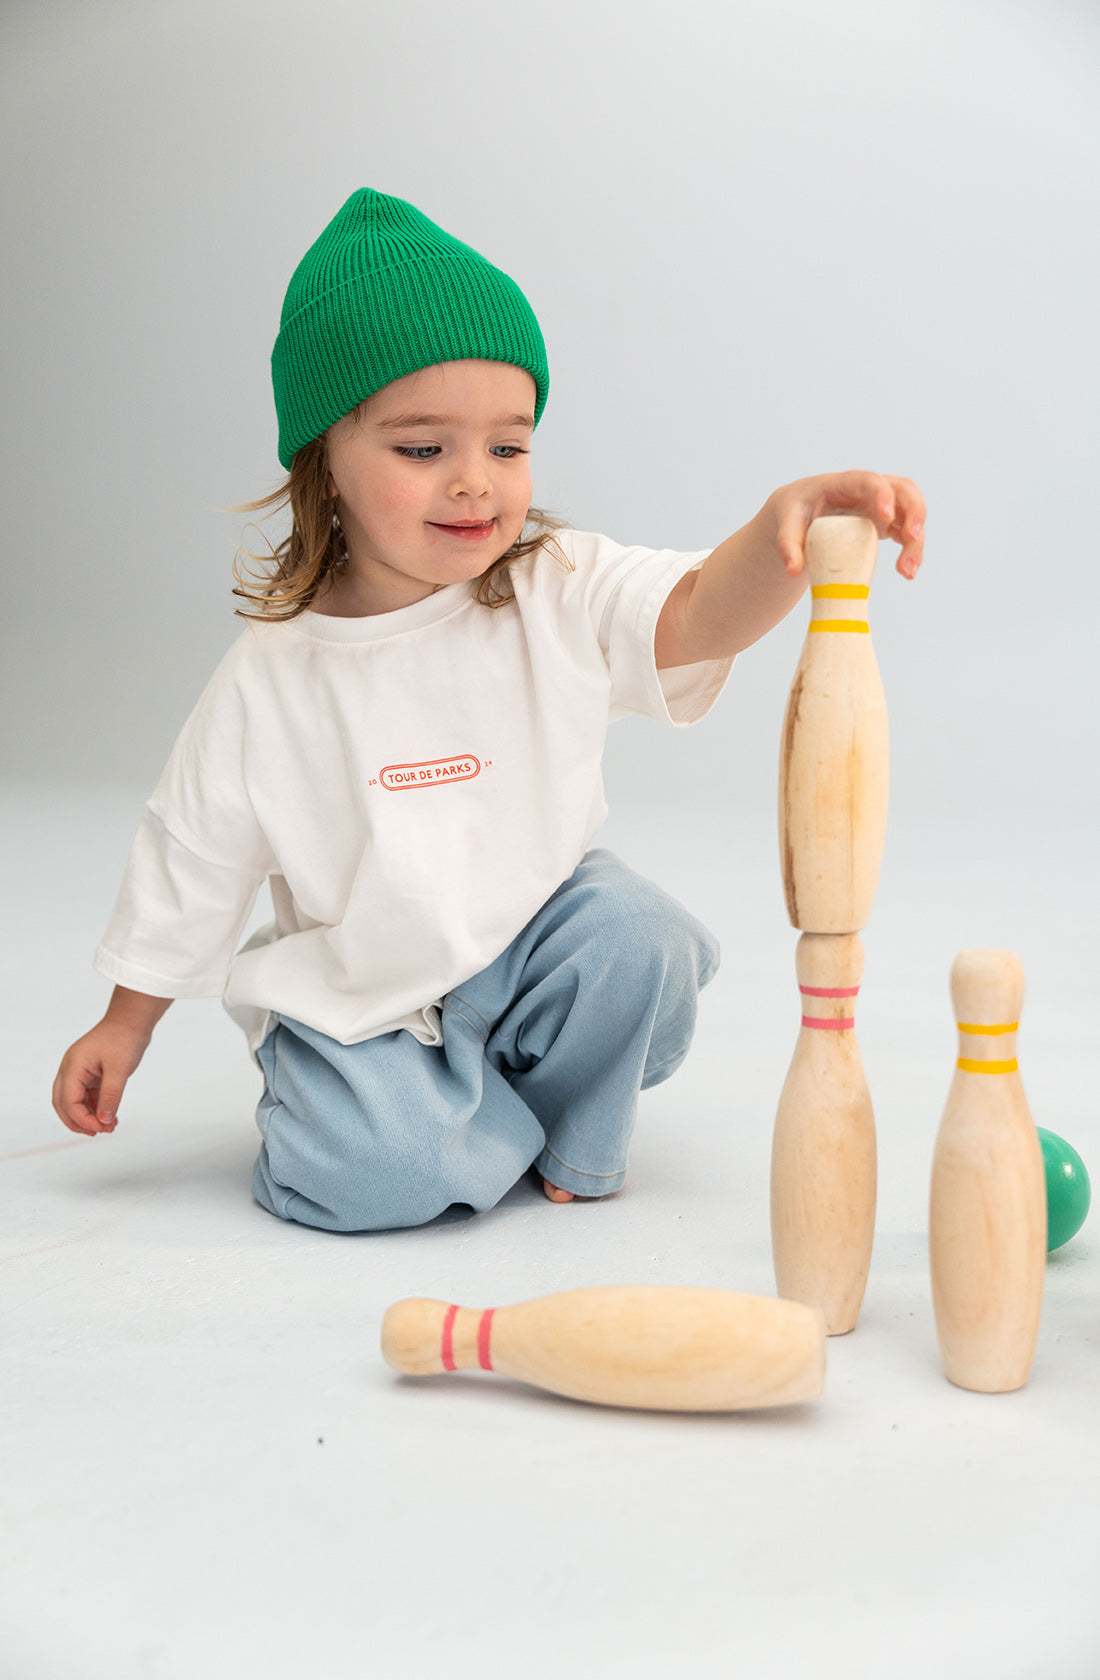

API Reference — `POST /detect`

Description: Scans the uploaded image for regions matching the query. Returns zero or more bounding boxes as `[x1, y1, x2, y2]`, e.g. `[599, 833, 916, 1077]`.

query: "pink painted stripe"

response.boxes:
[441, 1303, 459, 1371]
[802, 1015, 856, 1031]
[478, 1309, 495, 1371]
[799, 985, 860, 998]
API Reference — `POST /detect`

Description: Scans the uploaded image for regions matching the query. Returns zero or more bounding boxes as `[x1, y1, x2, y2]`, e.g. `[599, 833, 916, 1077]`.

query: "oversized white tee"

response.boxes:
[94, 528, 734, 1056]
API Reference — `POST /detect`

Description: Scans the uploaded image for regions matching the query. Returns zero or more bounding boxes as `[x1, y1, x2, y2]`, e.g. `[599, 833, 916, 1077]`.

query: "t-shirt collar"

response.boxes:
[293, 579, 476, 642]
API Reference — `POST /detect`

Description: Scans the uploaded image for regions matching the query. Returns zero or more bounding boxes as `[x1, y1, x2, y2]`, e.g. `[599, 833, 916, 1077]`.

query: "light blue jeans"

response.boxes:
[251, 848, 720, 1232]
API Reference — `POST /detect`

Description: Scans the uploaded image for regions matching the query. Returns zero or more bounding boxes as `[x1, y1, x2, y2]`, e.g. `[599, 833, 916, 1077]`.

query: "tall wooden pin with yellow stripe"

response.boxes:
[778, 514, 889, 934]
[772, 516, 887, 1334]
[929, 949, 1046, 1391]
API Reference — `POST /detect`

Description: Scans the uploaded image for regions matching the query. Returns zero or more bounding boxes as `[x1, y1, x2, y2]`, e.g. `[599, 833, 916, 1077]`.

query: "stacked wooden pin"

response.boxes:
[772, 515, 887, 1336]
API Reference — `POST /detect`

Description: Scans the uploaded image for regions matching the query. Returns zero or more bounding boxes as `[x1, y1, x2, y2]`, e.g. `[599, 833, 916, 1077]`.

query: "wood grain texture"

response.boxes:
[929, 951, 1046, 1392]
[779, 515, 889, 933]
[771, 934, 876, 1334]
[381, 1286, 827, 1411]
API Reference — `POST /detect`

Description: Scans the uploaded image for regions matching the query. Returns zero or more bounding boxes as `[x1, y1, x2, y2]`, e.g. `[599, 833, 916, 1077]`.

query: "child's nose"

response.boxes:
[447, 452, 495, 497]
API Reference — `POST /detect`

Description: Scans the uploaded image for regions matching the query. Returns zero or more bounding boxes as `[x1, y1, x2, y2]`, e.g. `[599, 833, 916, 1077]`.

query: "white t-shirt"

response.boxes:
[94, 527, 734, 1056]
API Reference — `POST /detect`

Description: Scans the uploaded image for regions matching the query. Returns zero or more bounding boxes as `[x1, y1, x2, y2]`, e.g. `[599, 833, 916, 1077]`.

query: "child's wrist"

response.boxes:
[102, 985, 173, 1043]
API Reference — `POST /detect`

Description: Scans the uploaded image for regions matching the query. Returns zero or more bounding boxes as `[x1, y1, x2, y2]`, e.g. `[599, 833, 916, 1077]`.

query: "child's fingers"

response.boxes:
[51, 1060, 116, 1135]
[830, 472, 925, 576]
[776, 507, 812, 576]
[885, 477, 925, 579]
[800, 472, 925, 580]
[823, 471, 913, 533]
[93, 1078, 124, 1131]
[51, 1071, 98, 1134]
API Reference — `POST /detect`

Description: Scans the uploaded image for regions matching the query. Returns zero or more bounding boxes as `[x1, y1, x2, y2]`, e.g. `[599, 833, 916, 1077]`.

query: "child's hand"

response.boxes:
[52, 1022, 149, 1136]
[767, 471, 925, 580]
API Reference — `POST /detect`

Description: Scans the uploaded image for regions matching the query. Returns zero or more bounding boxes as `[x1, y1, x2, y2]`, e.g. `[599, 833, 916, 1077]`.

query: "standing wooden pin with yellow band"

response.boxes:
[929, 949, 1046, 1392]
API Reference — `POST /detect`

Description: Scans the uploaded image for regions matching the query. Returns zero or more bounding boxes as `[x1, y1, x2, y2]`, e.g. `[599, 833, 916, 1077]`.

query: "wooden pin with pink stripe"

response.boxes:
[800, 982, 860, 1032]
[383, 1287, 827, 1411]
[772, 516, 888, 1340]
[440, 1302, 496, 1372]
[772, 931, 877, 1337]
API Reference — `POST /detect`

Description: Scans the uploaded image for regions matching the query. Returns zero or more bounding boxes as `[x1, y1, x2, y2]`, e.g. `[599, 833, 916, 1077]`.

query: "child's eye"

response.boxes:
[393, 445, 529, 461]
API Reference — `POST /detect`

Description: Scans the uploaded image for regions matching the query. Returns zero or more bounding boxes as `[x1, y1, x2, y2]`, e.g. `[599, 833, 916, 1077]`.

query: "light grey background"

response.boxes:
[4, 4, 1099, 1677]
[4, 0, 1099, 820]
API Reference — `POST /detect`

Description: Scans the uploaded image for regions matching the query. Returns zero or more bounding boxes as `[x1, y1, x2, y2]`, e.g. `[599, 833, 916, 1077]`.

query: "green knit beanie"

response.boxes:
[271, 189, 549, 469]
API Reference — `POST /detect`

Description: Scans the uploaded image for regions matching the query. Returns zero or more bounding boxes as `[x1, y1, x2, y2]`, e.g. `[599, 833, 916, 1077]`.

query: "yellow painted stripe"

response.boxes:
[957, 1057, 1019, 1075]
[808, 620, 870, 634]
[811, 585, 870, 599]
[958, 1021, 1018, 1036]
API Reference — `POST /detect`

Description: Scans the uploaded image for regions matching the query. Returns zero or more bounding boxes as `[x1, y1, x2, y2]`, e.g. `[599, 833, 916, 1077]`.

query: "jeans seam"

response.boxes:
[442, 994, 491, 1043]
[541, 1146, 626, 1183]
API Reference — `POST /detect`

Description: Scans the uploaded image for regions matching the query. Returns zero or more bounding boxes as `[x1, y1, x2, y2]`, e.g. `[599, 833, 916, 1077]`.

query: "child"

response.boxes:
[51, 188, 924, 1231]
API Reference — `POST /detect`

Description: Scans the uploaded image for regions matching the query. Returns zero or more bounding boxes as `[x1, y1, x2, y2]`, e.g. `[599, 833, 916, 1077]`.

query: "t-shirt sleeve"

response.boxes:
[555, 528, 736, 726]
[94, 808, 267, 997]
[93, 634, 274, 998]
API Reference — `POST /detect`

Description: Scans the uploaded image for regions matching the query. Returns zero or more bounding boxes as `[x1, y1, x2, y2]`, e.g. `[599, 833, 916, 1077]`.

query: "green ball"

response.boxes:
[1037, 1128, 1091, 1252]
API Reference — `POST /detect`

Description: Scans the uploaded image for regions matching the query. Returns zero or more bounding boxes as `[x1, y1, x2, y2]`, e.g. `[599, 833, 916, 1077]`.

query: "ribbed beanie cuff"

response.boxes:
[271, 190, 549, 469]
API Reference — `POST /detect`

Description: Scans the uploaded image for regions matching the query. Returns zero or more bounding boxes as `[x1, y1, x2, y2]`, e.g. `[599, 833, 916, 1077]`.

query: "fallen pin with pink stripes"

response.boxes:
[381, 1286, 827, 1412]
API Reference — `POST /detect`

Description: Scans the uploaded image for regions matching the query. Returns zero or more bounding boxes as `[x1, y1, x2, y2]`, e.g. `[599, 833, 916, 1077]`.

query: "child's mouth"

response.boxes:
[430, 520, 496, 540]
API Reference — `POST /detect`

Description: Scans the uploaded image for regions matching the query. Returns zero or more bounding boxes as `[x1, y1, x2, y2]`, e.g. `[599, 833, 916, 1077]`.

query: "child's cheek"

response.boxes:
[387, 476, 433, 517]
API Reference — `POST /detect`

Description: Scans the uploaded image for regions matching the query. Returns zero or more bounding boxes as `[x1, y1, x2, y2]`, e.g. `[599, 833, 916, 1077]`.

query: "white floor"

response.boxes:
[4, 784, 1098, 1680]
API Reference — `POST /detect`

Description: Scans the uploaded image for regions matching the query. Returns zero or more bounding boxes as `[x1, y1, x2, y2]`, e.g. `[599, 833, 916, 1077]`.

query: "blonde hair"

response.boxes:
[227, 432, 573, 623]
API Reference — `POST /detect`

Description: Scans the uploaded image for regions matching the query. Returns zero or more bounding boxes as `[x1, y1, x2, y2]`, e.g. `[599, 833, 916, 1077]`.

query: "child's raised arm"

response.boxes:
[52, 986, 174, 1136]
[654, 470, 925, 669]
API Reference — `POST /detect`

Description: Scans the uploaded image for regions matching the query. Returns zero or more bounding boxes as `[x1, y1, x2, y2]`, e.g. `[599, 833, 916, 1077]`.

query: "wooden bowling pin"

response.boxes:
[929, 950, 1046, 1392]
[779, 515, 889, 933]
[771, 933, 876, 1334]
[381, 1286, 827, 1411]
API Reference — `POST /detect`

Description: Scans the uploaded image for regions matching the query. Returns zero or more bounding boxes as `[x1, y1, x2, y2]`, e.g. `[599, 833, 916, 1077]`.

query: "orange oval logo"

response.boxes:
[380, 755, 482, 791]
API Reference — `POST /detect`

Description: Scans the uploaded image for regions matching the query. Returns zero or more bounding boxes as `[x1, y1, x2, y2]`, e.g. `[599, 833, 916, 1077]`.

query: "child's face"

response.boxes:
[323, 359, 536, 613]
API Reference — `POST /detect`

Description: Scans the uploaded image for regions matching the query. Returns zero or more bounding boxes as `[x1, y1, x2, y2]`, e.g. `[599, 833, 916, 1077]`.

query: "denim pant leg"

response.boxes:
[250, 847, 719, 1231]
[446, 848, 721, 1198]
[251, 1011, 548, 1233]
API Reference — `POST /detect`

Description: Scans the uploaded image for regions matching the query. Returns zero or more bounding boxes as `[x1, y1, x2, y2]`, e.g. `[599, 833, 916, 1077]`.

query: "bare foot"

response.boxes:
[542, 1178, 595, 1203]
